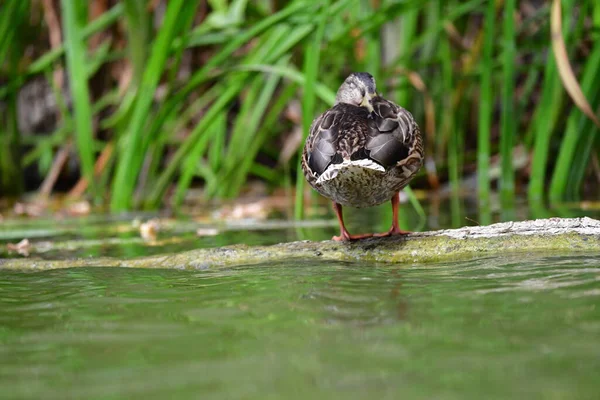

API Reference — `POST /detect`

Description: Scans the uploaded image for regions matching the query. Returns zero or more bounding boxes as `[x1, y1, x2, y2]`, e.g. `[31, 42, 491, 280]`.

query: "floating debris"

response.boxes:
[140, 219, 160, 241]
[196, 227, 219, 237]
[7, 239, 31, 257]
[580, 201, 600, 211]
[14, 202, 45, 217]
[212, 194, 290, 221]
[213, 201, 268, 221]
[66, 200, 91, 216]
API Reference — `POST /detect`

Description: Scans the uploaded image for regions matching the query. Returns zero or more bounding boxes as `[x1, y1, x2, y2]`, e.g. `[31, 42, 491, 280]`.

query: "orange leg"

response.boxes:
[332, 202, 373, 241]
[374, 192, 412, 237]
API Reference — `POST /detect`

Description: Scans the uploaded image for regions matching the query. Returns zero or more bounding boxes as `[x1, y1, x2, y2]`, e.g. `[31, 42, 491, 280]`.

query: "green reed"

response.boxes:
[0, 0, 27, 196]
[295, 0, 330, 220]
[110, 0, 198, 210]
[549, 1, 600, 202]
[0, 0, 598, 224]
[499, 0, 516, 208]
[60, 1, 97, 197]
[476, 0, 495, 222]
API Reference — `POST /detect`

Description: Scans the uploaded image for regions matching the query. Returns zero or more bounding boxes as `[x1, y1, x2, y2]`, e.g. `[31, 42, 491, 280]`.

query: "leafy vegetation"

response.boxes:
[0, 0, 598, 215]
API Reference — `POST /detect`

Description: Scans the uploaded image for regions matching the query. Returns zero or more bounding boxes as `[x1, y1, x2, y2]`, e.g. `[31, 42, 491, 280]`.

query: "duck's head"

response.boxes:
[334, 72, 377, 112]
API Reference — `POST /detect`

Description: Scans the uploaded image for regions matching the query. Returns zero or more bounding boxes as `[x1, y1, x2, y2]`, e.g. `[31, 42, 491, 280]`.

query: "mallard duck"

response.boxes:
[301, 72, 423, 241]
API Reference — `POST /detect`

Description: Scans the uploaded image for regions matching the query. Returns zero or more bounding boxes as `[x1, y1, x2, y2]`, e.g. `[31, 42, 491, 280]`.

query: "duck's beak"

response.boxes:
[360, 91, 375, 112]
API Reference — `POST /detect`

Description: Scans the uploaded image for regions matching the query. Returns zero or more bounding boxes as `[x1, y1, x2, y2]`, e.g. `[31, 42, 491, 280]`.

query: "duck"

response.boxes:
[301, 72, 423, 241]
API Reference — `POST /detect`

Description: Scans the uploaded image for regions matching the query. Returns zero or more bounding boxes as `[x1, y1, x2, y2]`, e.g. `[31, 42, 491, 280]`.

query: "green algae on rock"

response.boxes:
[1, 217, 599, 271]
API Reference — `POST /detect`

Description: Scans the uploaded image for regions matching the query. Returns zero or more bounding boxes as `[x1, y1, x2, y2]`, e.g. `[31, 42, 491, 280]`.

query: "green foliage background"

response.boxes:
[0, 0, 598, 214]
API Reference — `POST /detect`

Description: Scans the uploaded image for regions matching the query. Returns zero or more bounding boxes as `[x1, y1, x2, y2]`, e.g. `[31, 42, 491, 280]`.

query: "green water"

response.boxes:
[1, 255, 600, 399]
[2, 198, 599, 398]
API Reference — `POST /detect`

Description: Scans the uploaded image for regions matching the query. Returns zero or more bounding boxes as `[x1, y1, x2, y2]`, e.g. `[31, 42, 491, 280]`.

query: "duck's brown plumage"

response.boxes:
[302, 96, 423, 207]
[301, 72, 423, 240]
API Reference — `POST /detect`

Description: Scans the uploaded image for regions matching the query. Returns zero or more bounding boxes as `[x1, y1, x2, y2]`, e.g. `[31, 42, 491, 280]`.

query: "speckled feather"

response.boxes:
[302, 94, 423, 208]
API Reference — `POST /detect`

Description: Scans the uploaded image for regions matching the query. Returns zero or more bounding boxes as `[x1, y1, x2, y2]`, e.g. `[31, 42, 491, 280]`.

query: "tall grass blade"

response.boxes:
[60, 0, 96, 197]
[403, 186, 426, 227]
[178, 2, 309, 102]
[232, 64, 336, 104]
[0, 0, 27, 196]
[499, 0, 516, 206]
[173, 112, 225, 208]
[361, 1, 382, 81]
[394, 8, 418, 107]
[0, 0, 22, 61]
[221, 71, 282, 198]
[527, 0, 572, 202]
[171, 86, 222, 207]
[146, 84, 241, 209]
[551, 0, 600, 128]
[295, 1, 330, 220]
[527, 58, 561, 202]
[477, 0, 496, 224]
[111, 0, 199, 211]
[439, 26, 455, 195]
[122, 0, 151, 88]
[568, 4, 600, 191]
[26, 4, 124, 81]
[557, 45, 600, 198]
[549, 4, 600, 201]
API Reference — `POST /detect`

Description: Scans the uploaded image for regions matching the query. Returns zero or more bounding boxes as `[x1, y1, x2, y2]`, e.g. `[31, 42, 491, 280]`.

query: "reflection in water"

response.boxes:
[1, 254, 600, 398]
[1, 194, 598, 260]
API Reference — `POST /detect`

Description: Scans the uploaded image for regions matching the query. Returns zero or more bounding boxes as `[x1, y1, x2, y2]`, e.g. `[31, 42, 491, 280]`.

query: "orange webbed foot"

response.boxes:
[332, 232, 374, 242]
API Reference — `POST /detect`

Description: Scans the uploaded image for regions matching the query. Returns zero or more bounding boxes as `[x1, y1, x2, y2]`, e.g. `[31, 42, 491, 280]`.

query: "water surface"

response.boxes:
[1, 254, 599, 399]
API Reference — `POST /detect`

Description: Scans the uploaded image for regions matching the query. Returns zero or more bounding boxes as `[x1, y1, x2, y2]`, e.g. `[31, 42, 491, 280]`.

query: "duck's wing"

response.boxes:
[302, 105, 364, 182]
[303, 110, 340, 177]
[302, 99, 423, 187]
[366, 97, 423, 170]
